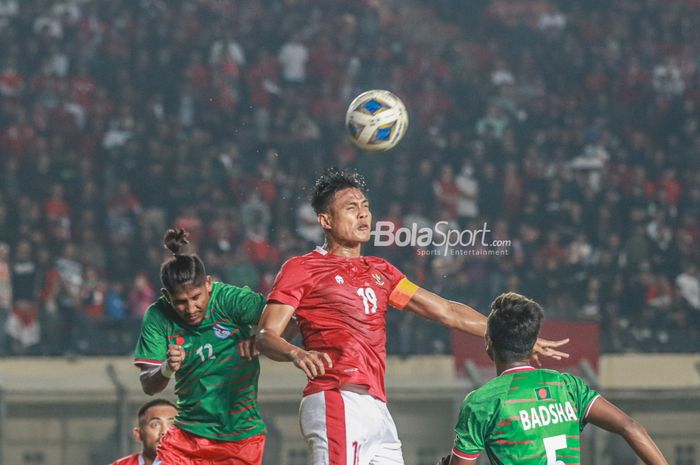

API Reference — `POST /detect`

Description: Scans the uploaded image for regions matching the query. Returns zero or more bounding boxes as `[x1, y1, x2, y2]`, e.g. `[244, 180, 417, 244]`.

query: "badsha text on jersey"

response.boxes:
[519, 402, 578, 431]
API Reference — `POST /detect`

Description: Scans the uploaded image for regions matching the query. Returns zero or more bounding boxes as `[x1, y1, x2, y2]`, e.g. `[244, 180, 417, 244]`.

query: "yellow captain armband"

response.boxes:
[388, 278, 419, 309]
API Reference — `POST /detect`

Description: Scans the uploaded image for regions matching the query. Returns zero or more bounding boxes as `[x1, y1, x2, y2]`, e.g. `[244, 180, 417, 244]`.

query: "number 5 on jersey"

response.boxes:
[357, 287, 377, 314]
[543, 434, 567, 465]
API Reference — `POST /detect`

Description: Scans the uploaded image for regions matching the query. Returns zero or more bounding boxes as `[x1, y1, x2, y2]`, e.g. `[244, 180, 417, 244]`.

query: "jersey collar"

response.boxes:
[139, 454, 161, 465]
[314, 246, 362, 260]
[500, 365, 536, 376]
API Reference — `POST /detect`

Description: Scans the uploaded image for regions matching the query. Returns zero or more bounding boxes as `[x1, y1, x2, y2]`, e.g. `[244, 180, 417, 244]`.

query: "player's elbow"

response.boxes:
[142, 385, 156, 396]
[619, 417, 647, 442]
[436, 301, 459, 328]
[409, 295, 454, 326]
[140, 381, 159, 396]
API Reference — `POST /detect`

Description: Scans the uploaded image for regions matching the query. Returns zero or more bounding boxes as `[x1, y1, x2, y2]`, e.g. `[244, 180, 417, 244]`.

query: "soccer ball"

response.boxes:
[345, 89, 409, 152]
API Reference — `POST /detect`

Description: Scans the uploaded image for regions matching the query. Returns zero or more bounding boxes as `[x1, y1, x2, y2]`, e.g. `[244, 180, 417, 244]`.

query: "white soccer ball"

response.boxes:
[345, 89, 409, 152]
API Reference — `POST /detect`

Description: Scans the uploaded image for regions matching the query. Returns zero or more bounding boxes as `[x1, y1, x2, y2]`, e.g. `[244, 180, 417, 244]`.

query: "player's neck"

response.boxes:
[323, 240, 362, 257]
[495, 360, 532, 375]
[142, 452, 156, 465]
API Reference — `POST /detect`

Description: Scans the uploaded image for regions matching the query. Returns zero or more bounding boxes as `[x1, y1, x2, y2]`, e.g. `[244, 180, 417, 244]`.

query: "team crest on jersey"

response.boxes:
[372, 273, 384, 286]
[335, 275, 345, 284]
[213, 323, 232, 339]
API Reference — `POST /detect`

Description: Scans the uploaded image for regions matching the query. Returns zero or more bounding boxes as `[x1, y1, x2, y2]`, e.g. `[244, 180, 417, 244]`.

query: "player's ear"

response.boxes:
[205, 275, 213, 293]
[161, 288, 171, 304]
[318, 212, 332, 230]
[485, 334, 494, 361]
[133, 426, 142, 442]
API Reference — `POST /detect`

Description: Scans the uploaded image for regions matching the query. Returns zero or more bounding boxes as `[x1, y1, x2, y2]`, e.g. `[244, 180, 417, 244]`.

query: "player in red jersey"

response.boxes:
[110, 398, 177, 465]
[256, 169, 570, 465]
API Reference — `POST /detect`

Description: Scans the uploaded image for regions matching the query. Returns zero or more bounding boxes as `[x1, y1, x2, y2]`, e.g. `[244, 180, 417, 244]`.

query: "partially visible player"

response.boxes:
[110, 398, 177, 465]
[134, 228, 295, 465]
[444, 292, 668, 465]
[256, 169, 569, 465]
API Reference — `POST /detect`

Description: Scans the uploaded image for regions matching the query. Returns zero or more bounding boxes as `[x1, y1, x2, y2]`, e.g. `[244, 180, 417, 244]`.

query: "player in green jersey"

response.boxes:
[134, 228, 294, 465]
[444, 292, 668, 465]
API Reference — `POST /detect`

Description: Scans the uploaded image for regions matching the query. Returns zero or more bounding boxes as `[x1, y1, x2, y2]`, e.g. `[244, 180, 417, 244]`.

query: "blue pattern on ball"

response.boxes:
[362, 99, 383, 114]
[376, 126, 393, 141]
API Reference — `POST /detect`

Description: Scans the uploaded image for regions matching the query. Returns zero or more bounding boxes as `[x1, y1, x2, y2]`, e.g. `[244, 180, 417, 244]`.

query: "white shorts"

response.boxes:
[299, 389, 404, 465]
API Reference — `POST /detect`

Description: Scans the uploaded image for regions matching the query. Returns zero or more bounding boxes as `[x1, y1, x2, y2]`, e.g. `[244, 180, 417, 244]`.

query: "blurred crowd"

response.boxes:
[0, 0, 698, 356]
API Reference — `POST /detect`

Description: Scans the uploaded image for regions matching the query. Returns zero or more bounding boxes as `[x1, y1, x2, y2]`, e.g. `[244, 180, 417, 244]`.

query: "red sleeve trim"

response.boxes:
[134, 358, 163, 366]
[583, 394, 601, 420]
[452, 448, 480, 461]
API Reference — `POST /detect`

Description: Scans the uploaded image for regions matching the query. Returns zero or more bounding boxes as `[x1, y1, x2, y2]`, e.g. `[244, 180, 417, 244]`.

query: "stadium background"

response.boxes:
[0, 0, 698, 464]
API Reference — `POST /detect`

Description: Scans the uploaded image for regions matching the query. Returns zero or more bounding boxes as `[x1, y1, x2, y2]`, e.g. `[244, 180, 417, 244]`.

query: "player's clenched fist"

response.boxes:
[161, 344, 185, 378]
[290, 348, 333, 379]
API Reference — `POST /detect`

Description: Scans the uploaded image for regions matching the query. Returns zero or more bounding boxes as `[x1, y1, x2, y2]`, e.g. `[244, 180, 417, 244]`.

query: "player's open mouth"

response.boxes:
[358, 225, 369, 231]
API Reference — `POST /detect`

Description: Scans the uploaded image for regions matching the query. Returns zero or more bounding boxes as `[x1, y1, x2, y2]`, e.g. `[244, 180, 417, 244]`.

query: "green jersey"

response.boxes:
[134, 281, 266, 441]
[453, 366, 599, 465]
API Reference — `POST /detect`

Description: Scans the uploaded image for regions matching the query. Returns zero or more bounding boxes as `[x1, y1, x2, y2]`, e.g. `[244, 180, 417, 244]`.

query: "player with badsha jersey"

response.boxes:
[255, 169, 570, 465]
[110, 398, 177, 465]
[445, 292, 668, 465]
[134, 229, 295, 465]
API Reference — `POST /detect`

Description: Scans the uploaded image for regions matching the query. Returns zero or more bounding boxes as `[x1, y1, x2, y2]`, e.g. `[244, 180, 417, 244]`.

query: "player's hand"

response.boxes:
[532, 337, 570, 366]
[238, 337, 259, 361]
[166, 344, 186, 373]
[290, 348, 333, 379]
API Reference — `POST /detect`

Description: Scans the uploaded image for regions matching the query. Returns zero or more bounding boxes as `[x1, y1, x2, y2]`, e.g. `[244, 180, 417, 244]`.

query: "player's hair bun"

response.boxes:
[163, 228, 189, 256]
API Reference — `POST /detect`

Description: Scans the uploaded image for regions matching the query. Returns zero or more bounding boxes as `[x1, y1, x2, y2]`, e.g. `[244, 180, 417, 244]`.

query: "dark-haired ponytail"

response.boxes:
[160, 228, 207, 293]
[163, 228, 189, 256]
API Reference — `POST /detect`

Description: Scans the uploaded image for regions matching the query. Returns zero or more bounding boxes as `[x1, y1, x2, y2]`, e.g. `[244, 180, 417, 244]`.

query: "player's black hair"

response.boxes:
[487, 292, 544, 362]
[160, 228, 207, 293]
[137, 398, 177, 427]
[311, 168, 367, 214]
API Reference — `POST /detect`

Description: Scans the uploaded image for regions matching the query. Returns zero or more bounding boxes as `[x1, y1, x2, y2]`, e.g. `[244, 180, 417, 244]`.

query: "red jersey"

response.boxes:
[267, 247, 418, 401]
[110, 452, 141, 465]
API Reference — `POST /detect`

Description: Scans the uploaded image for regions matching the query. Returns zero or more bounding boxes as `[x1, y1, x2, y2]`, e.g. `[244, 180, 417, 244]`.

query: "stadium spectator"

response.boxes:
[0, 0, 698, 355]
[0, 242, 11, 353]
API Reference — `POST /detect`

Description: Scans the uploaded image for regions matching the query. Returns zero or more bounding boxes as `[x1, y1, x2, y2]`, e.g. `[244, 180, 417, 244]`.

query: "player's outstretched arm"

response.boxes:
[256, 302, 332, 379]
[586, 396, 669, 465]
[137, 343, 184, 395]
[238, 318, 300, 361]
[403, 288, 569, 362]
[404, 287, 487, 337]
